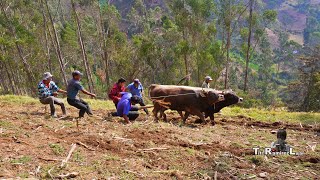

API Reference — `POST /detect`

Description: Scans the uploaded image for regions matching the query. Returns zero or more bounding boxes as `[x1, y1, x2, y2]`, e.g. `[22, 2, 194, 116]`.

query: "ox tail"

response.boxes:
[152, 99, 171, 109]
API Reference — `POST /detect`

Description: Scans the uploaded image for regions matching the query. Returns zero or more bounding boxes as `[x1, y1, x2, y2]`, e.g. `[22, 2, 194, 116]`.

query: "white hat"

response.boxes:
[205, 76, 213, 81]
[43, 72, 53, 80]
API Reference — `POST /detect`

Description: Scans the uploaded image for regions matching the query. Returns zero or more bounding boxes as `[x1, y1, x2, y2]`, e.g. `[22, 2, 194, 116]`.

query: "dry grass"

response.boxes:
[0, 96, 319, 179]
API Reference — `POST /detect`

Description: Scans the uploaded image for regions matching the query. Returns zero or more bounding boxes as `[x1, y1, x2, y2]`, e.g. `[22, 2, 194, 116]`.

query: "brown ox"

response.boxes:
[149, 84, 224, 122]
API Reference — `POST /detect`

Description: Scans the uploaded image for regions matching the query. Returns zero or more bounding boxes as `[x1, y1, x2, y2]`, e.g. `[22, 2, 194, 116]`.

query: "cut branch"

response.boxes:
[60, 143, 77, 168]
[138, 147, 168, 152]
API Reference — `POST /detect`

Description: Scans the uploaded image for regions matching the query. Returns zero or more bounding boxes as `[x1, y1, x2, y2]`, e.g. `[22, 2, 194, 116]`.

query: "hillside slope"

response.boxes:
[110, 0, 320, 46]
[0, 96, 319, 179]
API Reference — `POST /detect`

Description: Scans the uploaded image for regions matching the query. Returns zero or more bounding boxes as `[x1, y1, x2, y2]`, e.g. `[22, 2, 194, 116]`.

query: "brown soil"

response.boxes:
[0, 102, 319, 179]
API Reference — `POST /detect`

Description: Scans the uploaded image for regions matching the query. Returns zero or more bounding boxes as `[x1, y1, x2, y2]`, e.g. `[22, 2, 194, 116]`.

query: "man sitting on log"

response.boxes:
[38, 72, 67, 118]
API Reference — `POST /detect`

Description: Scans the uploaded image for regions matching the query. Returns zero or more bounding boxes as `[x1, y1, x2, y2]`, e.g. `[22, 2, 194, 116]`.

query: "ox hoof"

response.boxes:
[210, 121, 215, 126]
[194, 119, 204, 124]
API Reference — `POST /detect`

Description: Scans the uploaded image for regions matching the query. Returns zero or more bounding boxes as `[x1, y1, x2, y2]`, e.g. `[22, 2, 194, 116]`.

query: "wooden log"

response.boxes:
[60, 143, 76, 168]
[138, 147, 168, 152]
[76, 141, 95, 151]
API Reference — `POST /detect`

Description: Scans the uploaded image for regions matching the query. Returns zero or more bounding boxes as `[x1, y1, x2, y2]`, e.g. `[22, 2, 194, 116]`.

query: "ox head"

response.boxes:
[202, 90, 225, 105]
[214, 90, 243, 113]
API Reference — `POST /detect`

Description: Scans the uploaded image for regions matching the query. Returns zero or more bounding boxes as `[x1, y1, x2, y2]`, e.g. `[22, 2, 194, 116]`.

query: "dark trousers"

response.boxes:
[67, 98, 92, 117]
[138, 98, 149, 114]
[40, 96, 66, 116]
[112, 105, 139, 120]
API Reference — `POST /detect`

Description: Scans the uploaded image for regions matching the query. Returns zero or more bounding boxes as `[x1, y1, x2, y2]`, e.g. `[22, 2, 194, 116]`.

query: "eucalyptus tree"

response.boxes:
[0, 0, 41, 93]
[71, 0, 95, 93]
[215, 0, 248, 89]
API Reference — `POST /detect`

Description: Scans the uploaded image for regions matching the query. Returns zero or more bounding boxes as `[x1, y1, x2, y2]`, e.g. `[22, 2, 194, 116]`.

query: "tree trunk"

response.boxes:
[224, 25, 231, 89]
[183, 30, 189, 86]
[40, 0, 52, 73]
[97, 0, 111, 90]
[0, 2, 36, 94]
[3, 61, 16, 94]
[71, 0, 95, 93]
[0, 46, 17, 94]
[44, 0, 68, 88]
[8, 60, 22, 95]
[0, 67, 9, 94]
[243, 0, 254, 92]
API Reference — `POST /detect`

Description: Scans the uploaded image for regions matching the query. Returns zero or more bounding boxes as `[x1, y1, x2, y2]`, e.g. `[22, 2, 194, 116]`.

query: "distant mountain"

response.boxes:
[108, 0, 320, 47]
[264, 0, 320, 46]
[109, 0, 166, 17]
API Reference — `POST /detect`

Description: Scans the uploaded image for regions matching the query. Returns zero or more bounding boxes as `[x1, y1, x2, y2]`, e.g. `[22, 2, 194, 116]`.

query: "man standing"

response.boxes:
[112, 92, 141, 124]
[38, 72, 67, 118]
[108, 78, 126, 108]
[67, 70, 96, 118]
[201, 76, 213, 88]
[126, 79, 149, 115]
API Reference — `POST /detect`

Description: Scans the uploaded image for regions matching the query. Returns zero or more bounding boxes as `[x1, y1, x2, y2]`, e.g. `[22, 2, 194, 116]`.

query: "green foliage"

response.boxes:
[0, 0, 318, 112]
[223, 106, 320, 125]
[248, 156, 264, 166]
[263, 10, 277, 22]
[10, 156, 32, 164]
[0, 95, 38, 105]
[49, 143, 65, 155]
[61, 22, 78, 49]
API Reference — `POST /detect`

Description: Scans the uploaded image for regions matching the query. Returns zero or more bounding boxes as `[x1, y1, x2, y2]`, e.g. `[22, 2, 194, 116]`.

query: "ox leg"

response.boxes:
[160, 109, 167, 122]
[178, 111, 184, 119]
[192, 110, 205, 124]
[209, 114, 215, 126]
[152, 110, 159, 122]
[152, 104, 160, 122]
[182, 112, 190, 123]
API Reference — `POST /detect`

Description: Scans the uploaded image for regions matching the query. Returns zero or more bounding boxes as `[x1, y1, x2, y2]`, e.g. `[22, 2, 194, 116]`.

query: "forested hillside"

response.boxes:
[0, 0, 319, 111]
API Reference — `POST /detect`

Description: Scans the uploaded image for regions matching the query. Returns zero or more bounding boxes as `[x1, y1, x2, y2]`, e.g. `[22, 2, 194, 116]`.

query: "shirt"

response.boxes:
[38, 81, 59, 99]
[67, 78, 84, 99]
[201, 81, 210, 88]
[117, 92, 132, 116]
[127, 83, 143, 98]
[108, 83, 126, 103]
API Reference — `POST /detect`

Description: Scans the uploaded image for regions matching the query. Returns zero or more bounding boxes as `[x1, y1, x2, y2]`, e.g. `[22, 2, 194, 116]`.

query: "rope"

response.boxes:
[149, 92, 198, 99]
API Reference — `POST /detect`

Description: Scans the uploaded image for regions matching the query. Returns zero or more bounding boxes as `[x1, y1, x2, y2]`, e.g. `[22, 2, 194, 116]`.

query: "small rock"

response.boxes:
[171, 170, 183, 180]
[271, 130, 277, 134]
[259, 172, 268, 178]
[204, 151, 210, 156]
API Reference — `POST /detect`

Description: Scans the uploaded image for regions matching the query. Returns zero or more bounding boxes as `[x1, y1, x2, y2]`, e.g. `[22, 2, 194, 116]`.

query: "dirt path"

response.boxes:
[0, 102, 319, 179]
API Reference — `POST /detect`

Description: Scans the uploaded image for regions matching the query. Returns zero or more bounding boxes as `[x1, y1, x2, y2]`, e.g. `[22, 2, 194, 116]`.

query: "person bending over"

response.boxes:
[67, 70, 96, 118]
[126, 79, 149, 115]
[112, 92, 143, 124]
[38, 72, 67, 118]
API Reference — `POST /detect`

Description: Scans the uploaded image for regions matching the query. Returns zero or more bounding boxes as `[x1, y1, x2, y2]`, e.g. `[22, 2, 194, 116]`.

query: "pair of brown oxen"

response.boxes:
[149, 84, 243, 125]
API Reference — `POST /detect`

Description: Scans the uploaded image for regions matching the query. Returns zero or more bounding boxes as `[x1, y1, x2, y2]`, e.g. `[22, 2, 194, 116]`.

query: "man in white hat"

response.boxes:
[38, 72, 67, 118]
[201, 76, 213, 88]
